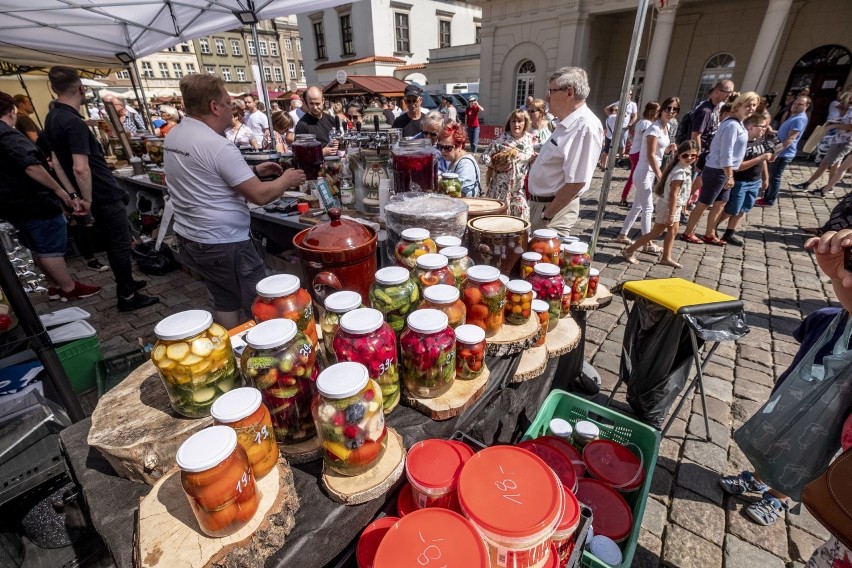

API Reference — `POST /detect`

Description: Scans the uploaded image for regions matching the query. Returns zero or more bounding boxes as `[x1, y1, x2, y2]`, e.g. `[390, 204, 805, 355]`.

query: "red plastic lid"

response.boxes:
[357, 516, 399, 568]
[447, 440, 476, 462]
[557, 487, 581, 533]
[457, 446, 563, 541]
[544, 542, 560, 568]
[396, 483, 417, 517]
[407, 439, 465, 491]
[576, 478, 633, 542]
[373, 508, 489, 568]
[537, 435, 586, 479]
[518, 439, 577, 493]
[583, 439, 644, 491]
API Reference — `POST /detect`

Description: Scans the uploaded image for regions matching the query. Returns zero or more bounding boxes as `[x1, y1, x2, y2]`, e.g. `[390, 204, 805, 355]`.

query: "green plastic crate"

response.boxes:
[55, 335, 102, 394]
[95, 349, 148, 396]
[523, 390, 661, 568]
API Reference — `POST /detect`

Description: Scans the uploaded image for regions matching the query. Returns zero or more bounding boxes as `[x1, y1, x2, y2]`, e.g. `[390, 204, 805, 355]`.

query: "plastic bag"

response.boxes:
[131, 241, 177, 276]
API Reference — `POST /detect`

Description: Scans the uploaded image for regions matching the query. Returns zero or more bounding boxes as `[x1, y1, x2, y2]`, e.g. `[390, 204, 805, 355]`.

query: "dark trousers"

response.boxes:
[91, 200, 135, 298]
[763, 156, 793, 205]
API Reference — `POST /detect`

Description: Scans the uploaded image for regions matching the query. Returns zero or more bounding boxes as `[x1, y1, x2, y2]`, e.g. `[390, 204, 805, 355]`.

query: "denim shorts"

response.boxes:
[17, 215, 68, 258]
[725, 179, 762, 216]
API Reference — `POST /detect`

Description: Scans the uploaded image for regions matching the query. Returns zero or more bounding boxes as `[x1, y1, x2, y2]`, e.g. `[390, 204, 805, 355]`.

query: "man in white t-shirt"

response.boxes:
[165, 75, 306, 328]
[605, 89, 638, 158]
[528, 67, 604, 236]
[288, 94, 305, 134]
[242, 94, 269, 147]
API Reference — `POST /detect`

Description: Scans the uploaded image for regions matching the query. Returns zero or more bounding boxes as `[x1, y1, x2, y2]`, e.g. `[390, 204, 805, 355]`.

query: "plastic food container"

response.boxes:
[440, 246, 474, 290]
[573, 420, 600, 448]
[152, 310, 240, 418]
[252, 274, 318, 347]
[517, 438, 578, 493]
[505, 279, 534, 325]
[588, 268, 600, 297]
[457, 445, 563, 568]
[583, 439, 645, 492]
[529, 263, 563, 326]
[422, 284, 466, 329]
[406, 439, 467, 509]
[374, 508, 490, 568]
[531, 300, 550, 346]
[357, 516, 400, 568]
[547, 418, 573, 440]
[551, 487, 581, 566]
[400, 309, 456, 399]
[440, 172, 462, 197]
[520, 251, 542, 280]
[535, 435, 585, 479]
[241, 318, 317, 444]
[455, 324, 486, 381]
[561, 284, 572, 319]
[176, 426, 259, 537]
[435, 235, 462, 249]
[412, 253, 456, 294]
[397, 483, 418, 517]
[562, 242, 591, 306]
[370, 266, 419, 339]
[395, 228, 437, 269]
[211, 387, 278, 479]
[313, 362, 387, 476]
[334, 308, 400, 414]
[588, 535, 624, 565]
[463, 265, 507, 337]
[321, 291, 363, 364]
[576, 478, 633, 543]
[529, 229, 561, 265]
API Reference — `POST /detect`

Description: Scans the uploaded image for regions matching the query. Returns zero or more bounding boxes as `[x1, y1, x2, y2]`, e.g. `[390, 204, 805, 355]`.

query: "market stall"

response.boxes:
[322, 75, 410, 101]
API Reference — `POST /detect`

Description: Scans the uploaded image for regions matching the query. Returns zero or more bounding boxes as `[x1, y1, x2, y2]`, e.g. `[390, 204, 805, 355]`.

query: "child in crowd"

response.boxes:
[598, 106, 618, 169]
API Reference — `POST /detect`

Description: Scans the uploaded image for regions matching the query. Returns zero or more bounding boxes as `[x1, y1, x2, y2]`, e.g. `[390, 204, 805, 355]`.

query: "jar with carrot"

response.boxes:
[462, 265, 506, 337]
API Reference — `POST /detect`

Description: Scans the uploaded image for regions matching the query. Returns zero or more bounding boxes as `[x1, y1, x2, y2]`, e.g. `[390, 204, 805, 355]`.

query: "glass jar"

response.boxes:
[333, 308, 400, 414]
[129, 136, 147, 158]
[588, 268, 601, 298]
[362, 154, 389, 214]
[563, 242, 592, 306]
[211, 387, 278, 479]
[561, 284, 572, 318]
[252, 274, 318, 348]
[454, 324, 486, 381]
[532, 300, 551, 346]
[152, 310, 240, 418]
[292, 133, 324, 180]
[421, 284, 466, 329]
[439, 173, 462, 197]
[394, 228, 437, 269]
[529, 229, 561, 265]
[176, 426, 259, 537]
[462, 265, 506, 338]
[392, 139, 437, 193]
[320, 156, 343, 198]
[241, 319, 317, 444]
[529, 263, 563, 325]
[439, 246, 474, 290]
[504, 279, 534, 325]
[400, 309, 456, 398]
[370, 267, 420, 339]
[321, 291, 363, 364]
[144, 138, 165, 166]
[313, 362, 387, 476]
[520, 251, 542, 280]
[412, 253, 455, 294]
[435, 235, 462, 249]
[0, 286, 18, 333]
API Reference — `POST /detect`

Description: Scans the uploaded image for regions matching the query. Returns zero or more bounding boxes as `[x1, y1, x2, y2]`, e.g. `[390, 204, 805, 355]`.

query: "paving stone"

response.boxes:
[662, 523, 722, 568]
[705, 361, 734, 380]
[669, 487, 726, 546]
[657, 439, 681, 474]
[735, 364, 775, 388]
[739, 345, 773, 367]
[733, 378, 772, 403]
[649, 464, 674, 504]
[726, 497, 789, 560]
[682, 439, 728, 474]
[692, 394, 731, 426]
[675, 458, 725, 506]
[635, 529, 662, 568]
[788, 505, 830, 540]
[731, 398, 762, 429]
[788, 525, 823, 563]
[687, 414, 730, 449]
[591, 351, 620, 375]
[701, 375, 734, 404]
[724, 535, 786, 568]
[640, 496, 667, 537]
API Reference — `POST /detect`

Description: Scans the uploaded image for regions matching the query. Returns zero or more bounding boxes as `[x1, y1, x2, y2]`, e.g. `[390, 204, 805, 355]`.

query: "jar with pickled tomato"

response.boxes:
[152, 310, 240, 418]
[434, 235, 461, 249]
[529, 228, 561, 265]
[252, 274, 317, 347]
[241, 319, 317, 444]
[333, 308, 400, 414]
[454, 324, 486, 381]
[412, 253, 455, 294]
[529, 263, 563, 325]
[400, 309, 456, 398]
[211, 387, 278, 479]
[370, 267, 419, 339]
[520, 251, 542, 280]
[321, 291, 363, 364]
[531, 300, 551, 346]
[462, 265, 506, 337]
[320, 155, 343, 196]
[313, 362, 387, 476]
[439, 172, 462, 197]
[588, 267, 601, 298]
[176, 426, 259, 537]
[563, 242, 592, 306]
[395, 228, 437, 269]
[561, 284, 572, 318]
[439, 246, 474, 290]
[421, 284, 466, 329]
[504, 279, 534, 325]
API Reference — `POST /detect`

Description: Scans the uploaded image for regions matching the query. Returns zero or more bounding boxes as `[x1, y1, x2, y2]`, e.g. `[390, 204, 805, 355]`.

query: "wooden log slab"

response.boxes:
[574, 284, 613, 312]
[511, 345, 548, 383]
[136, 459, 298, 568]
[88, 360, 213, 485]
[323, 428, 406, 506]
[280, 436, 321, 464]
[402, 367, 489, 420]
[545, 318, 582, 359]
[485, 315, 541, 357]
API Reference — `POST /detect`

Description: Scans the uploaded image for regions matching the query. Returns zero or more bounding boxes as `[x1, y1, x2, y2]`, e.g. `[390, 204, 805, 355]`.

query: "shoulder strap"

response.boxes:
[454, 155, 481, 192]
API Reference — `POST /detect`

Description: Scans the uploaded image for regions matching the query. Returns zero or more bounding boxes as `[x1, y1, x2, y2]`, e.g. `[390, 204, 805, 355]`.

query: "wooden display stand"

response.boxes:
[322, 428, 406, 506]
[545, 317, 582, 358]
[485, 315, 541, 357]
[512, 345, 548, 383]
[402, 367, 490, 420]
[136, 459, 299, 568]
[575, 284, 613, 312]
[280, 436, 321, 464]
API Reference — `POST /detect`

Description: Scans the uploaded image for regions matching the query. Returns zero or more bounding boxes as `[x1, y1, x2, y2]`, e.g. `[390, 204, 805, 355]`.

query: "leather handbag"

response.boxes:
[801, 449, 852, 550]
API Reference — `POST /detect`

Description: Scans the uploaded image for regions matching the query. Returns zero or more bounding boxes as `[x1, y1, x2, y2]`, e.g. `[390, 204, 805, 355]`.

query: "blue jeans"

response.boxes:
[725, 179, 762, 216]
[467, 126, 480, 153]
[763, 157, 793, 205]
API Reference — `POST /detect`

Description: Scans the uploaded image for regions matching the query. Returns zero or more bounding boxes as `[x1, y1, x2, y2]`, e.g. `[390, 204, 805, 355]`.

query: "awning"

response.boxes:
[323, 75, 411, 99]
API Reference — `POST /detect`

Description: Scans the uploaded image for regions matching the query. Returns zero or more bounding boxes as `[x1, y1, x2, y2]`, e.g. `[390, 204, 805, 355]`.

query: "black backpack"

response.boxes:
[675, 106, 696, 144]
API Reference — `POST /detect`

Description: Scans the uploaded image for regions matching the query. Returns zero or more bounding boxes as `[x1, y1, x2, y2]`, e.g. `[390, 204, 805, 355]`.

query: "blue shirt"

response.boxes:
[438, 155, 481, 197]
[706, 118, 748, 170]
[777, 111, 808, 159]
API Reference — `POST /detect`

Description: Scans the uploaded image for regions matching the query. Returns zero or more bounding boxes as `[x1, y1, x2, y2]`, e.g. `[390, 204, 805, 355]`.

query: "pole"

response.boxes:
[589, 0, 651, 258]
[127, 61, 154, 131]
[16, 73, 43, 129]
[251, 22, 276, 145]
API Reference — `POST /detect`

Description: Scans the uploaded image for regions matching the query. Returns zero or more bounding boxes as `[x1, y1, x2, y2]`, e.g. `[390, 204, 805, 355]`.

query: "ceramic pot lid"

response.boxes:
[300, 208, 374, 251]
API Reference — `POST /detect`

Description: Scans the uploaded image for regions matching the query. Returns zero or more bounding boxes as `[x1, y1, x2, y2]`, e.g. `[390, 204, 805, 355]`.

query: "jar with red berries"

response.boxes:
[529, 229, 561, 265]
[421, 284, 466, 329]
[454, 324, 486, 381]
[588, 268, 601, 298]
[439, 246, 474, 290]
[520, 251, 542, 280]
[529, 263, 563, 325]
[562, 242, 591, 306]
[504, 279, 534, 325]
[400, 309, 456, 398]
[320, 291, 363, 364]
[395, 228, 437, 269]
[462, 265, 506, 338]
[531, 299, 551, 346]
[252, 274, 318, 347]
[411, 253, 455, 295]
[561, 284, 572, 319]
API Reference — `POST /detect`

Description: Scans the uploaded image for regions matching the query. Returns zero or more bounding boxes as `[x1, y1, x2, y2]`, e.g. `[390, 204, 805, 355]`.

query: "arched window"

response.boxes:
[515, 60, 536, 109]
[694, 53, 735, 106]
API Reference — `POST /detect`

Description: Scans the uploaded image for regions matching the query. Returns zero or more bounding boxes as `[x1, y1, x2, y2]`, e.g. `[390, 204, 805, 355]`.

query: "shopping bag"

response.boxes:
[802, 123, 828, 155]
[131, 241, 177, 276]
[733, 312, 852, 499]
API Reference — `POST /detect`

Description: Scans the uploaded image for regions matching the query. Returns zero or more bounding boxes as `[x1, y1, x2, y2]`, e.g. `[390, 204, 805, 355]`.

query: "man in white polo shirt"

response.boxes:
[528, 67, 604, 235]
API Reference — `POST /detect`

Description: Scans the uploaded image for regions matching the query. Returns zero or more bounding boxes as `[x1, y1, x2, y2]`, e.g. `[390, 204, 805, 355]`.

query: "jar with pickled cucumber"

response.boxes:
[152, 310, 240, 418]
[455, 324, 486, 381]
[400, 309, 456, 398]
[462, 265, 506, 337]
[211, 387, 278, 479]
[439, 173, 462, 197]
[321, 291, 363, 364]
[421, 284, 466, 329]
[528, 263, 563, 325]
[562, 242, 592, 306]
[411, 253, 455, 295]
[439, 246, 474, 290]
[435, 235, 462, 249]
[241, 319, 317, 444]
[520, 252, 542, 280]
[370, 267, 419, 339]
[394, 228, 437, 269]
[252, 274, 318, 347]
[531, 299, 551, 346]
[529, 229, 561, 265]
[504, 279, 534, 325]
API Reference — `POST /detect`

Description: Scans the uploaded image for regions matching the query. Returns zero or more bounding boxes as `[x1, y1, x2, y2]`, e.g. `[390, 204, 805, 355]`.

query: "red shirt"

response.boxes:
[465, 105, 481, 128]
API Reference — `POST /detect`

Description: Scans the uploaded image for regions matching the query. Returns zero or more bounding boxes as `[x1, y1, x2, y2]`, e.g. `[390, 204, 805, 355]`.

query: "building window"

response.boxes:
[236, 67, 246, 81]
[695, 53, 735, 106]
[141, 62, 154, 78]
[270, 41, 279, 56]
[231, 39, 242, 56]
[158, 62, 170, 78]
[300, 63, 305, 80]
[222, 67, 232, 81]
[259, 41, 268, 56]
[206, 66, 216, 76]
[274, 67, 283, 82]
[199, 38, 211, 55]
[296, 39, 301, 51]
[288, 62, 297, 79]
[313, 21, 326, 59]
[475, 25, 481, 44]
[285, 38, 292, 50]
[215, 39, 226, 55]
[180, 43, 191, 53]
[173, 63, 183, 78]
[514, 59, 536, 109]
[340, 14, 354, 56]
[116, 70, 130, 79]
[247, 39, 256, 56]
[186, 63, 197, 74]
[439, 20, 451, 48]
[263, 67, 272, 81]
[166, 46, 176, 52]
[394, 13, 410, 54]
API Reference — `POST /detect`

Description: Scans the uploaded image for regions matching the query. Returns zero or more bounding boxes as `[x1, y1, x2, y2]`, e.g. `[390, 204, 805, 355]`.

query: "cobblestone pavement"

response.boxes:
[34, 159, 846, 567]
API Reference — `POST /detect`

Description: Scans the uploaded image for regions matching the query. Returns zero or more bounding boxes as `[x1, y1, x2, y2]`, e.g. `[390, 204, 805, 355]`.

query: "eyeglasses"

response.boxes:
[664, 106, 680, 112]
[681, 153, 699, 159]
[547, 87, 570, 94]
[424, 131, 439, 138]
[437, 144, 455, 152]
[528, 109, 540, 114]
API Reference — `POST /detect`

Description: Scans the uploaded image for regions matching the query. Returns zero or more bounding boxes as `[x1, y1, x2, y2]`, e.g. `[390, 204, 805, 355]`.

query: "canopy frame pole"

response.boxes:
[126, 60, 154, 131]
[250, 21, 276, 145]
[16, 72, 43, 129]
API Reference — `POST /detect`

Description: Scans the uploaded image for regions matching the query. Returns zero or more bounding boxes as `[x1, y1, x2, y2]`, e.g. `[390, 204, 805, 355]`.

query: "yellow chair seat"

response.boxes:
[622, 278, 737, 314]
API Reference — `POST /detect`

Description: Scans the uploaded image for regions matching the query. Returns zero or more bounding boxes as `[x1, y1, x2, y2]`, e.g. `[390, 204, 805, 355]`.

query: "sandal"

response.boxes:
[621, 247, 638, 264]
[719, 471, 769, 496]
[658, 259, 682, 268]
[615, 234, 633, 245]
[746, 492, 788, 526]
[642, 243, 662, 254]
[702, 235, 725, 246]
[681, 233, 703, 244]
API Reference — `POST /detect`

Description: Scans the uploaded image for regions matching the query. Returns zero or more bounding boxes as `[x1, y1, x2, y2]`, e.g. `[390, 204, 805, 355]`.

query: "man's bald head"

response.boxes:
[304, 86, 324, 118]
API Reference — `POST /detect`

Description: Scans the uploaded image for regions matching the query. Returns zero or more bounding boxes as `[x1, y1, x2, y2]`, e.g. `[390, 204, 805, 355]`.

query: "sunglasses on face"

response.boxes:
[437, 144, 455, 152]
[681, 153, 698, 159]
[529, 109, 540, 114]
[424, 131, 439, 137]
[665, 106, 680, 112]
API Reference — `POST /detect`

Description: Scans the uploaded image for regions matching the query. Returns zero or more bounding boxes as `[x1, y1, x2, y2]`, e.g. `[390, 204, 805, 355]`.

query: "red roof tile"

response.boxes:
[314, 55, 406, 71]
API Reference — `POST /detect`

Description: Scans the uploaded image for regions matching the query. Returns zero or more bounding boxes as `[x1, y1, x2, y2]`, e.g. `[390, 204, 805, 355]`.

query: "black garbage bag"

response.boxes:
[131, 241, 177, 276]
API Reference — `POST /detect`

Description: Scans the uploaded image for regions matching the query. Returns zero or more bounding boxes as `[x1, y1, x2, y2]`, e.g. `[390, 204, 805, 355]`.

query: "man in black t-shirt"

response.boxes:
[294, 86, 338, 154]
[392, 84, 425, 137]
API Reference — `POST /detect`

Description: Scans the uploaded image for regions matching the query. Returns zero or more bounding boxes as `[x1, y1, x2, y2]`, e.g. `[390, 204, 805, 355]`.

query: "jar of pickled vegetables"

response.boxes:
[563, 242, 592, 306]
[320, 156, 343, 196]
[394, 228, 437, 269]
[503, 279, 534, 326]
[531, 300, 550, 346]
[211, 387, 278, 479]
[241, 319, 317, 444]
[252, 274, 318, 347]
[529, 229, 561, 265]
[176, 426, 259, 537]
[588, 268, 600, 298]
[400, 309, 456, 398]
[561, 284, 572, 318]
[520, 252, 542, 280]
[462, 265, 506, 338]
[454, 324, 486, 381]
[313, 362, 387, 476]
[439, 246, 474, 290]
[529, 263, 563, 325]
[435, 235, 461, 249]
[412, 253, 455, 295]
[370, 267, 419, 339]
[152, 310, 240, 418]
[321, 291, 363, 364]
[439, 173, 462, 197]
[333, 308, 400, 414]
[421, 284, 466, 329]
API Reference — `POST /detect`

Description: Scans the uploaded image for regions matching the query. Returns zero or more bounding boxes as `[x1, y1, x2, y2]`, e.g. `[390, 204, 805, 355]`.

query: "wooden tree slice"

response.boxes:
[485, 315, 541, 357]
[512, 345, 548, 383]
[280, 436, 321, 464]
[323, 428, 406, 505]
[88, 360, 213, 485]
[402, 367, 490, 420]
[545, 318, 582, 359]
[136, 459, 298, 568]
[574, 284, 613, 312]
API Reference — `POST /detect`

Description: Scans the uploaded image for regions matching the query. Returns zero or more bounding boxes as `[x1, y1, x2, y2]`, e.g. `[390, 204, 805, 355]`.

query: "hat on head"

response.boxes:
[468, 95, 478, 101]
[290, 94, 300, 100]
[404, 84, 423, 98]
[442, 95, 453, 102]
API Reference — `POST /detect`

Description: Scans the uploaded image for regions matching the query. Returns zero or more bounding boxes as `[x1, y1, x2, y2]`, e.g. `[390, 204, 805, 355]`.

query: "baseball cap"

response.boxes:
[468, 95, 478, 101]
[404, 84, 423, 98]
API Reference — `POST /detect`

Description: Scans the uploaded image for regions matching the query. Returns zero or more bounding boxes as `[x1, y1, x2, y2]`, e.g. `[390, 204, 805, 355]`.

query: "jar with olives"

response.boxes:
[520, 251, 542, 280]
[395, 228, 437, 269]
[454, 324, 486, 381]
[563, 242, 592, 306]
[439, 173, 462, 197]
[412, 253, 456, 294]
[439, 246, 474, 290]
[531, 299, 551, 346]
[370, 267, 419, 339]
[504, 279, 534, 325]
[529, 229, 561, 265]
[211, 387, 278, 479]
[421, 284, 466, 329]
[252, 274, 318, 347]
[528, 263, 563, 325]
[462, 265, 506, 337]
[400, 310, 456, 398]
[321, 291, 363, 364]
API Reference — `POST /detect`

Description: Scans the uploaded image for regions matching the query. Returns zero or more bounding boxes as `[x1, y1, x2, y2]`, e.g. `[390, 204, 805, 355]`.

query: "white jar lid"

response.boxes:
[324, 290, 362, 313]
[499, 274, 509, 285]
[435, 235, 462, 248]
[211, 387, 263, 423]
[256, 274, 300, 298]
[575, 420, 600, 438]
[522, 251, 542, 262]
[549, 418, 573, 438]
[340, 308, 384, 335]
[561, 235, 579, 244]
[506, 279, 533, 295]
[407, 309, 449, 334]
[176, 425, 237, 473]
[533, 228, 558, 239]
[590, 268, 600, 276]
[466, 265, 500, 283]
[401, 227, 430, 241]
[375, 266, 411, 285]
[588, 535, 623, 565]
[317, 361, 369, 399]
[154, 310, 213, 341]
[424, 284, 460, 304]
[531, 299, 549, 313]
[455, 324, 485, 345]
[245, 318, 297, 349]
[564, 284, 571, 294]
[416, 253, 448, 270]
[441, 172, 459, 179]
[439, 246, 468, 260]
[565, 242, 589, 255]
[533, 263, 560, 277]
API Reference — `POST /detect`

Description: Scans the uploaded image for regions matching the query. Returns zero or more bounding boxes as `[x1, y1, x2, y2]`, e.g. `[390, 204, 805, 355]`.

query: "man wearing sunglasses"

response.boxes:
[392, 84, 426, 137]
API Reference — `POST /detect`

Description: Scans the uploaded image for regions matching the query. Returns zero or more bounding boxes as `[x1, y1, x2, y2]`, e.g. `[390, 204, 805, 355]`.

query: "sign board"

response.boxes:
[478, 125, 504, 147]
[336, 70, 348, 85]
